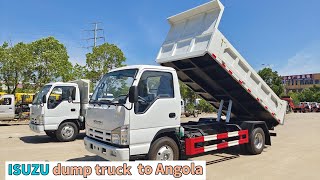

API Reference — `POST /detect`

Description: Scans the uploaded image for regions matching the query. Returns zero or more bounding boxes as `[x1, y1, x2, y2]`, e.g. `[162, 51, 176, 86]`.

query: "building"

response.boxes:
[282, 73, 320, 93]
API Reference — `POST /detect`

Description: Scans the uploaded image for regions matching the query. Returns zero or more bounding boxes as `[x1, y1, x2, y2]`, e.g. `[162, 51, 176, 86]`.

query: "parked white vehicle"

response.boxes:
[84, 0, 286, 161]
[0, 94, 15, 120]
[299, 102, 312, 111]
[29, 79, 90, 141]
[311, 102, 320, 112]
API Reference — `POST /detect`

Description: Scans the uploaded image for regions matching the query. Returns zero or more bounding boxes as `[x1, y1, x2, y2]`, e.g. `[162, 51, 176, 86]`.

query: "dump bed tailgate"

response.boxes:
[156, 0, 286, 127]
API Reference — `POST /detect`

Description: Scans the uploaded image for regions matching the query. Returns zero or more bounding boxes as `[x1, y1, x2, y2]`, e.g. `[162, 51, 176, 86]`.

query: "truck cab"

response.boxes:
[0, 94, 15, 120]
[29, 80, 89, 141]
[84, 65, 181, 160]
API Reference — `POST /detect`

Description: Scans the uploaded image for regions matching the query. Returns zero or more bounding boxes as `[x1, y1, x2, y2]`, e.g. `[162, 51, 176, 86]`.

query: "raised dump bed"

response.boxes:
[156, 0, 286, 128]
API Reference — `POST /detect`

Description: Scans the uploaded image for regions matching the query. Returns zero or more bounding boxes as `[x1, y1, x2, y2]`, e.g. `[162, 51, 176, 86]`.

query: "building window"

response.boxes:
[300, 80, 304, 85]
[315, 80, 320, 84]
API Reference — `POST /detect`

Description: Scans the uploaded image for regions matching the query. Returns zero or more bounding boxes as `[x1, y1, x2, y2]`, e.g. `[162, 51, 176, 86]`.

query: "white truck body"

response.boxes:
[29, 79, 90, 141]
[84, 0, 286, 161]
[0, 94, 15, 120]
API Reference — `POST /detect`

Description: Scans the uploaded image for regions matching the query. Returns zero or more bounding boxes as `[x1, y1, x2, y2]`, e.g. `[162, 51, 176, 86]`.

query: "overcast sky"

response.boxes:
[1, 0, 319, 76]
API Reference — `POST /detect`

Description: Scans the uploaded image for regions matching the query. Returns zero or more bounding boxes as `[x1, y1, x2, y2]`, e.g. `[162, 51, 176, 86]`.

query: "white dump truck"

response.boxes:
[29, 80, 90, 141]
[0, 94, 15, 120]
[84, 0, 286, 160]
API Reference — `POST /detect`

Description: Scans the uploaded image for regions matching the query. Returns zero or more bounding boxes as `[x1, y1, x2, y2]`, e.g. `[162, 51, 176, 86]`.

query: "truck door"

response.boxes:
[129, 70, 181, 155]
[0, 95, 15, 120]
[45, 86, 80, 128]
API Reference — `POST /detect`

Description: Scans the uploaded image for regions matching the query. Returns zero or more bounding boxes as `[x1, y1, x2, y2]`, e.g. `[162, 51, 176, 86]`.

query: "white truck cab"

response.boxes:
[84, 65, 180, 160]
[0, 94, 15, 120]
[29, 80, 90, 141]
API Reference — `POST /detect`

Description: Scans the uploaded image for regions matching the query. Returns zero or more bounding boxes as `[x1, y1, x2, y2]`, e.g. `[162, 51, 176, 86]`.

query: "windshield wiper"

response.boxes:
[89, 99, 100, 104]
[98, 99, 113, 105]
[90, 99, 115, 106]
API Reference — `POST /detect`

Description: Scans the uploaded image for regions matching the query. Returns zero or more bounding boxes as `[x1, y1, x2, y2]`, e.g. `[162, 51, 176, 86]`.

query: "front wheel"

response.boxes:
[148, 137, 179, 160]
[56, 122, 79, 142]
[246, 127, 265, 155]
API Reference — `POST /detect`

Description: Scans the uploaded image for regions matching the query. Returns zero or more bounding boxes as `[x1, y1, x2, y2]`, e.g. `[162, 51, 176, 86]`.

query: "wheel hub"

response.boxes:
[254, 133, 263, 149]
[61, 125, 74, 139]
[156, 145, 173, 160]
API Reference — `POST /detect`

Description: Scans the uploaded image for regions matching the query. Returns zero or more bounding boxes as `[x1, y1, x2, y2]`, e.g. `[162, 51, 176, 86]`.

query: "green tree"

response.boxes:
[288, 91, 300, 105]
[258, 68, 284, 96]
[179, 81, 216, 112]
[86, 43, 126, 83]
[297, 85, 320, 102]
[198, 99, 215, 113]
[71, 63, 86, 80]
[0, 42, 34, 94]
[179, 81, 197, 103]
[30, 37, 73, 89]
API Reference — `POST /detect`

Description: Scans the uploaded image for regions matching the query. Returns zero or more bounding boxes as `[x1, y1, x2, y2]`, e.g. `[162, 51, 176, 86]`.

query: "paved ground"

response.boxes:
[0, 113, 320, 180]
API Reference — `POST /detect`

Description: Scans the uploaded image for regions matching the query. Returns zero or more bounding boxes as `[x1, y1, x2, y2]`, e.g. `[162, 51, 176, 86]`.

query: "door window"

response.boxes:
[136, 71, 174, 113]
[48, 86, 76, 109]
[0, 98, 12, 105]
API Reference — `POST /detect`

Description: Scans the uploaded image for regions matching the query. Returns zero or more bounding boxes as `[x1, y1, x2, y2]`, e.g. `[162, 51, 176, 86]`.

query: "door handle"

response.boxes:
[71, 108, 76, 112]
[169, 113, 176, 118]
[9, 107, 12, 109]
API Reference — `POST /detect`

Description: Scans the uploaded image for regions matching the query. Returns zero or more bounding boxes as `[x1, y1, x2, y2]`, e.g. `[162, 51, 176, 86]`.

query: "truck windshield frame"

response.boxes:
[32, 85, 52, 105]
[90, 69, 138, 105]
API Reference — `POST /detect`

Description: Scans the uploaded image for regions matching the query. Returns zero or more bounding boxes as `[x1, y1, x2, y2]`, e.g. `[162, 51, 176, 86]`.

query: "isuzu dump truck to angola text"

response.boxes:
[84, 0, 287, 160]
[29, 80, 90, 141]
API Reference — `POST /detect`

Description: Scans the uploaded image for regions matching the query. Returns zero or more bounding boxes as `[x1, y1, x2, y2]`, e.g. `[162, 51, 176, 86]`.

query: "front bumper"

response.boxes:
[84, 137, 130, 161]
[29, 123, 45, 133]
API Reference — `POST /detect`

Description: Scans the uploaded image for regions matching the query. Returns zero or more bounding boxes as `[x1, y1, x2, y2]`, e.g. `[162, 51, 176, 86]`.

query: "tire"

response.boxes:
[148, 137, 179, 160]
[246, 127, 265, 155]
[45, 131, 56, 139]
[56, 121, 79, 142]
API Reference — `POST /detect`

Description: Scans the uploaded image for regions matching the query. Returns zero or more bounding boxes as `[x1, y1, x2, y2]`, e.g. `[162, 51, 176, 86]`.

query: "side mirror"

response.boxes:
[42, 95, 47, 104]
[68, 96, 73, 103]
[129, 86, 138, 103]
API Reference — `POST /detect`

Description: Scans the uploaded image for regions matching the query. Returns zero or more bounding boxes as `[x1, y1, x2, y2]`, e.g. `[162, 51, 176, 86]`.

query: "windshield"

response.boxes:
[32, 85, 52, 105]
[91, 69, 137, 104]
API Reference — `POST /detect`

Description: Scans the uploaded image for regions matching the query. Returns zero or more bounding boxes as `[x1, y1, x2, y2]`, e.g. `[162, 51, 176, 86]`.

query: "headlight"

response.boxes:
[111, 125, 129, 145]
[111, 134, 120, 144]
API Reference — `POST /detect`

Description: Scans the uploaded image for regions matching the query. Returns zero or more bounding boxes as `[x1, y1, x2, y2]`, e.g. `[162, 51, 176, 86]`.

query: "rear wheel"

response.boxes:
[246, 127, 265, 155]
[148, 137, 179, 160]
[56, 122, 79, 142]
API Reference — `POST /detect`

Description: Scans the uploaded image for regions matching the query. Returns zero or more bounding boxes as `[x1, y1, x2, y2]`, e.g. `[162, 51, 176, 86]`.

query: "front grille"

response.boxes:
[87, 127, 111, 143]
